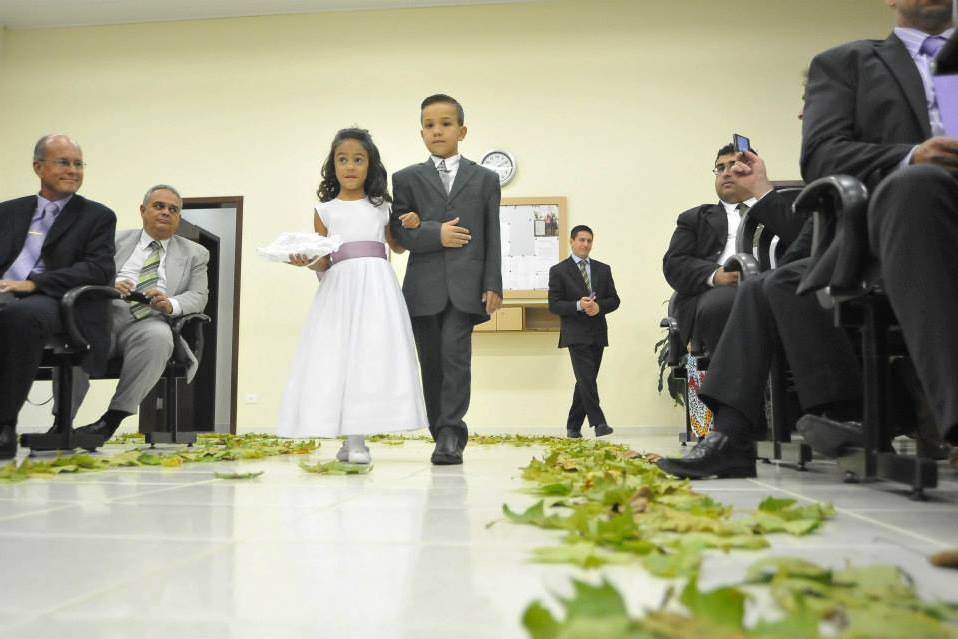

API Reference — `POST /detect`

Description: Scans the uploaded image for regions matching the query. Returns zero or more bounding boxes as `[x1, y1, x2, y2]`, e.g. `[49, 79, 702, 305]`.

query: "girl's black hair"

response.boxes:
[317, 127, 391, 206]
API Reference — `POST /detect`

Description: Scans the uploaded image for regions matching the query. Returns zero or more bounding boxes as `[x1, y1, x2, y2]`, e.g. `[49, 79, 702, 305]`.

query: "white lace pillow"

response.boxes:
[257, 233, 343, 263]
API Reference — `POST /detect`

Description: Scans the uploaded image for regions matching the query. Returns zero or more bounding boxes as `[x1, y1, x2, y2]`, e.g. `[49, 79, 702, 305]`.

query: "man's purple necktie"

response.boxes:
[921, 35, 946, 59]
[2, 202, 59, 281]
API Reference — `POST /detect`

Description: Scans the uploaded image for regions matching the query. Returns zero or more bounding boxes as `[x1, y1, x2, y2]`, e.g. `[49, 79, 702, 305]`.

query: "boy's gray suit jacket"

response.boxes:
[114, 229, 210, 381]
[389, 156, 502, 321]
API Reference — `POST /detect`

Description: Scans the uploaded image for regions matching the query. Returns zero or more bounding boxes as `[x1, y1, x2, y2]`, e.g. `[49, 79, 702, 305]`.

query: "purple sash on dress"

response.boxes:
[330, 241, 387, 265]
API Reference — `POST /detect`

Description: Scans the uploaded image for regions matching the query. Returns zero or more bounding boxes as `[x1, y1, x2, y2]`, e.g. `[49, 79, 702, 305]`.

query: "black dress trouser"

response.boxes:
[566, 343, 606, 431]
[700, 258, 861, 440]
[869, 165, 958, 443]
[0, 294, 62, 426]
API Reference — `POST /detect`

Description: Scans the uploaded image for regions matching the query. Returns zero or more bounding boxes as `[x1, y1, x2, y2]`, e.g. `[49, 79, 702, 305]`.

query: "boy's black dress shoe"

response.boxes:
[594, 424, 613, 437]
[656, 432, 757, 479]
[0, 425, 16, 460]
[567, 428, 582, 439]
[431, 429, 463, 465]
[74, 419, 119, 441]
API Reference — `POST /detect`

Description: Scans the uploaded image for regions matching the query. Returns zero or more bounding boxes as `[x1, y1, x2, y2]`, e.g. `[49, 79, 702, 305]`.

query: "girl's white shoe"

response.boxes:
[336, 436, 371, 465]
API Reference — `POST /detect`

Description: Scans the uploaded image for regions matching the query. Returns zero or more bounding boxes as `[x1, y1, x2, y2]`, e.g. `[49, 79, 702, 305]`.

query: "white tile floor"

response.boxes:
[0, 429, 955, 638]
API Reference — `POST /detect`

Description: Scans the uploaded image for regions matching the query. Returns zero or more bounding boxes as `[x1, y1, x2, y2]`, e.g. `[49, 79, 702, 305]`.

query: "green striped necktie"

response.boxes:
[130, 240, 161, 320]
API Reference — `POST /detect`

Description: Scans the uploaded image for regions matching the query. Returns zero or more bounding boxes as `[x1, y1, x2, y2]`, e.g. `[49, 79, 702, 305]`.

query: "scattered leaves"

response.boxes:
[214, 471, 264, 480]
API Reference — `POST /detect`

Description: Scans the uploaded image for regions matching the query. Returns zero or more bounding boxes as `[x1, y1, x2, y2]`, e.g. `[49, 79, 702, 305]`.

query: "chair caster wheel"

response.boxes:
[187, 443, 193, 448]
[761, 458, 772, 464]
[149, 443, 156, 449]
[909, 489, 927, 502]
[680, 442, 687, 447]
[843, 471, 859, 484]
[83, 447, 98, 453]
[797, 464, 808, 472]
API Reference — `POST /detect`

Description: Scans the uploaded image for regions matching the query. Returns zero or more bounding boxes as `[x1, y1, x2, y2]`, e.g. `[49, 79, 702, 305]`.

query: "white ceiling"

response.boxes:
[0, 0, 535, 30]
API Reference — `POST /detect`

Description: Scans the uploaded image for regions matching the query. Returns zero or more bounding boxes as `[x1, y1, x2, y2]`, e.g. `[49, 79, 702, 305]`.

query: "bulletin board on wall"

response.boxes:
[499, 197, 568, 300]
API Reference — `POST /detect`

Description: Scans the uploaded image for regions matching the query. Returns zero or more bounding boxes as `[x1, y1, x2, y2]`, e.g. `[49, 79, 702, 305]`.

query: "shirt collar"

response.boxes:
[719, 197, 757, 215]
[895, 27, 956, 58]
[571, 254, 589, 265]
[431, 154, 461, 172]
[36, 193, 73, 214]
[139, 229, 171, 251]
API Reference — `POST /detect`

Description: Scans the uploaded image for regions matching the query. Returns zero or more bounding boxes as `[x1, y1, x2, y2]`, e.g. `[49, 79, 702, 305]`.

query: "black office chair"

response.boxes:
[21, 285, 210, 454]
[794, 175, 938, 499]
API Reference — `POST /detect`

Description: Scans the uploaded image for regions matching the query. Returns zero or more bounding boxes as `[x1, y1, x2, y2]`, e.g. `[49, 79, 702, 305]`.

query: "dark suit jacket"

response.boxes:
[0, 194, 117, 372]
[801, 33, 928, 188]
[548, 257, 620, 348]
[390, 157, 502, 321]
[662, 191, 804, 344]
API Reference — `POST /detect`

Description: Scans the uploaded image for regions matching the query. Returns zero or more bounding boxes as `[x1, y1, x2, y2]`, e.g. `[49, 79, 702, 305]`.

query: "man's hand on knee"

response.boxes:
[0, 279, 37, 295]
[911, 136, 958, 176]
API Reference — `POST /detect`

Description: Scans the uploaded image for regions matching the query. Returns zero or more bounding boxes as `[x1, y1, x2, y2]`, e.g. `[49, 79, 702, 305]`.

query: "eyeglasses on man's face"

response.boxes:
[712, 162, 739, 176]
[44, 159, 86, 170]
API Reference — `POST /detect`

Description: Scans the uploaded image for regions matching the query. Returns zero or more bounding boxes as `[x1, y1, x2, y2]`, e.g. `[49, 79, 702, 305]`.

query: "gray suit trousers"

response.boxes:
[67, 301, 175, 416]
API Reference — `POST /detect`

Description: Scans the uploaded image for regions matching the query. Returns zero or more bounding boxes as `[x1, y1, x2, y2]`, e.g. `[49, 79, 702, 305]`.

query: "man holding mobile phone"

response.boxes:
[548, 225, 620, 439]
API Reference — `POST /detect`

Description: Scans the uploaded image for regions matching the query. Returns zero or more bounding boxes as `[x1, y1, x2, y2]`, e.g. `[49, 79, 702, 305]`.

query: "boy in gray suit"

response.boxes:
[390, 94, 502, 465]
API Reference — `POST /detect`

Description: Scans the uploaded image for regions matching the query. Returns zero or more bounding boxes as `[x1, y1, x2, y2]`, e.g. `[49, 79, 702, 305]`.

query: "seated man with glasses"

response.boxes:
[63, 184, 210, 441]
[0, 134, 117, 460]
[663, 144, 802, 357]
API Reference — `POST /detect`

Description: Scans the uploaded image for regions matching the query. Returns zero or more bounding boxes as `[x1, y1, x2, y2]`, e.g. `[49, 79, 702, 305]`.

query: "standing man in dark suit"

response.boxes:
[0, 135, 117, 460]
[656, 0, 956, 479]
[548, 225, 620, 439]
[664, 144, 804, 355]
[389, 94, 502, 466]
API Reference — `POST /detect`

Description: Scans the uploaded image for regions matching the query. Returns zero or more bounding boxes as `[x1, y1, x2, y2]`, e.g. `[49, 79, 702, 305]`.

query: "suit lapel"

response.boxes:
[43, 194, 83, 249]
[114, 230, 138, 270]
[876, 33, 932, 138]
[448, 157, 478, 203]
[419, 158, 448, 200]
[164, 236, 187, 294]
[705, 204, 727, 253]
[2, 197, 37, 267]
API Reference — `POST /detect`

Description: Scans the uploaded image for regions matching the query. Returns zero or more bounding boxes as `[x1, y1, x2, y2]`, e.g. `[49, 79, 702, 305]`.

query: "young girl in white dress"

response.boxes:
[279, 128, 427, 464]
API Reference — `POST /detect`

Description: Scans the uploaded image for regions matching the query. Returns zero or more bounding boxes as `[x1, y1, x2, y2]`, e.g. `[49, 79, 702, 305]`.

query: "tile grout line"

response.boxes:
[746, 477, 952, 550]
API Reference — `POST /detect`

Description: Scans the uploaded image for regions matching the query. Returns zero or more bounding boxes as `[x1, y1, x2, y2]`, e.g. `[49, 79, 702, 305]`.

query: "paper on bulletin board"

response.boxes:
[500, 203, 561, 291]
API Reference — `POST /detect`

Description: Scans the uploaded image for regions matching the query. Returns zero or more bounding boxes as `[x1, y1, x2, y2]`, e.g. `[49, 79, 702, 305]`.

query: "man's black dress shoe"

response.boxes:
[567, 428, 583, 439]
[431, 429, 463, 465]
[74, 419, 119, 442]
[656, 432, 757, 479]
[0, 425, 16, 460]
[796, 415, 864, 458]
[594, 423, 613, 438]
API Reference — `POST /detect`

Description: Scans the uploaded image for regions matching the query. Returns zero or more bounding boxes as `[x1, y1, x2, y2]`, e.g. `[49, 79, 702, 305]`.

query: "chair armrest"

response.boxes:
[793, 175, 870, 297]
[723, 253, 761, 280]
[659, 316, 684, 367]
[171, 313, 211, 365]
[60, 285, 122, 351]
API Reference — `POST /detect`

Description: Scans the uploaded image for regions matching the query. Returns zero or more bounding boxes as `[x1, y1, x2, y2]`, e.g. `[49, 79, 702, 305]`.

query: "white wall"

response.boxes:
[1, 0, 895, 432]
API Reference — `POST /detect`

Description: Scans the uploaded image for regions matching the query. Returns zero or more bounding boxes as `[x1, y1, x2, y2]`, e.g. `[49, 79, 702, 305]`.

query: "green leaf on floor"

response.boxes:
[214, 471, 264, 480]
[299, 460, 372, 475]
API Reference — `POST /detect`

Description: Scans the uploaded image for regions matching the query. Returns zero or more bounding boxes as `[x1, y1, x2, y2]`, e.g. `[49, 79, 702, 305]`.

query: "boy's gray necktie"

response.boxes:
[437, 159, 453, 194]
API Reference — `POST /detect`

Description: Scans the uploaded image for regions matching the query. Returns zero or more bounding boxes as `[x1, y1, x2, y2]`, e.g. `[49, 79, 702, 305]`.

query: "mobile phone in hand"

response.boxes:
[126, 291, 150, 304]
[733, 133, 751, 154]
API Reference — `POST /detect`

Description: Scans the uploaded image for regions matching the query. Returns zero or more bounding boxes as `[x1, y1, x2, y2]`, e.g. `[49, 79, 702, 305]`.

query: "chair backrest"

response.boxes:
[734, 183, 804, 271]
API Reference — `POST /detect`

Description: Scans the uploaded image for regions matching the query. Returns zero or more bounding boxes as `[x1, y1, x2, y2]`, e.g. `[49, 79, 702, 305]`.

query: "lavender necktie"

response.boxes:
[2, 202, 59, 281]
[921, 35, 946, 60]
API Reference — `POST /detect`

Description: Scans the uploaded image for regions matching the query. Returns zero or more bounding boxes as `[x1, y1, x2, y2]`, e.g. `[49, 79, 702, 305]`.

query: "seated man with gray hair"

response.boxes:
[71, 184, 210, 440]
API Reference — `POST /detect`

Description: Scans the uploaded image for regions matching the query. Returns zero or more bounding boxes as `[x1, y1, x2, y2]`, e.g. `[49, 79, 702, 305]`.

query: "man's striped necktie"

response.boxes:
[130, 240, 161, 320]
